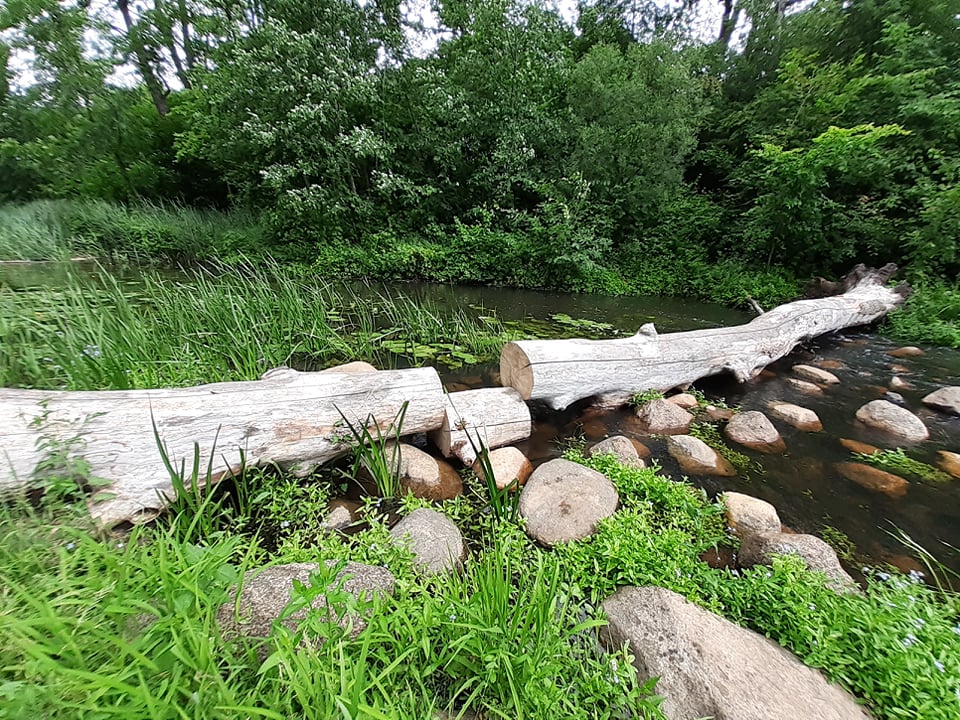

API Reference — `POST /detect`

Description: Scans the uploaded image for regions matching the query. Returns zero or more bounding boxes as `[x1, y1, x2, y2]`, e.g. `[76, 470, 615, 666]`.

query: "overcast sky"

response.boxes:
[4, 0, 744, 91]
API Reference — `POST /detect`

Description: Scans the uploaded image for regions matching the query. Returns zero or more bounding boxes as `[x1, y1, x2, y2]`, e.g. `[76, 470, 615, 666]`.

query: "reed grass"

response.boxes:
[0, 199, 268, 263]
[0, 261, 515, 390]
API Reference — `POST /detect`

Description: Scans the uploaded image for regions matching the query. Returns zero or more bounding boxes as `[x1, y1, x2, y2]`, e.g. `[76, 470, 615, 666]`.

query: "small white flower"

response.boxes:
[65, 542, 76, 551]
[902, 633, 918, 647]
[912, 617, 926, 629]
[83, 344, 102, 359]
[279, 520, 290, 528]
[908, 569, 925, 582]
[934, 660, 945, 672]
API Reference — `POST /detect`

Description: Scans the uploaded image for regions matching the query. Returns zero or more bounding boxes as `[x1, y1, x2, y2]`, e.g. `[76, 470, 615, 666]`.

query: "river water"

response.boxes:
[4, 261, 960, 574]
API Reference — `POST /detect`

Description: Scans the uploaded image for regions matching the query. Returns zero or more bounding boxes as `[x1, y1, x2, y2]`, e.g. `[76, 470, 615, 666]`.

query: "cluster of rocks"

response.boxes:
[217, 435, 874, 720]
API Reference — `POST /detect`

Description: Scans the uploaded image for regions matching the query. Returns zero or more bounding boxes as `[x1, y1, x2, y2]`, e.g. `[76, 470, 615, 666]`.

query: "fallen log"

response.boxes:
[429, 388, 532, 466]
[0, 366, 446, 527]
[500, 264, 910, 410]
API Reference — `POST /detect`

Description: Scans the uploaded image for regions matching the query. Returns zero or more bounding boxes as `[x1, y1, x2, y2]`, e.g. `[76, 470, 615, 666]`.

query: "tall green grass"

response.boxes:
[0, 200, 269, 263]
[0, 261, 516, 390]
[884, 278, 960, 348]
[0, 201, 79, 261]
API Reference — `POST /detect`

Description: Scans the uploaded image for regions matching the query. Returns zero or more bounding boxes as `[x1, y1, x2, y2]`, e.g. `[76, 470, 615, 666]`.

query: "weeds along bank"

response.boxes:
[2, 446, 958, 719]
[2, 200, 957, 348]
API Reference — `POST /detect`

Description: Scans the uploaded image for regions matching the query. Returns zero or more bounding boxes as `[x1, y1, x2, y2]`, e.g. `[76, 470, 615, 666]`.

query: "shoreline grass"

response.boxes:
[2, 449, 958, 718]
[0, 261, 518, 390]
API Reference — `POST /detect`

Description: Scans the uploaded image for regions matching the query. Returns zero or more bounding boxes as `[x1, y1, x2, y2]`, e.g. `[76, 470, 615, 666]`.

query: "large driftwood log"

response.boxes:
[0, 367, 446, 527]
[429, 388, 532, 466]
[500, 264, 910, 410]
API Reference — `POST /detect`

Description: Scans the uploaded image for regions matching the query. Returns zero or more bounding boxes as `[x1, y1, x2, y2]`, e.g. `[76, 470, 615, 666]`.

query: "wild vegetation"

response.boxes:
[2, 442, 958, 719]
[1, 1, 958, 342]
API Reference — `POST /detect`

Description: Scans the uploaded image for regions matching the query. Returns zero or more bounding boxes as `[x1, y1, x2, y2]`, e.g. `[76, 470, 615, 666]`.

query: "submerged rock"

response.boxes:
[724, 411, 786, 453]
[855, 400, 929, 442]
[635, 399, 694, 434]
[839, 438, 881, 456]
[217, 561, 395, 641]
[938, 451, 960, 479]
[835, 462, 909, 499]
[769, 403, 823, 432]
[601, 586, 873, 720]
[666, 435, 737, 477]
[519, 458, 618, 547]
[889, 376, 912, 391]
[739, 532, 857, 592]
[922, 386, 960, 416]
[786, 377, 824, 396]
[793, 364, 840, 385]
[390, 509, 467, 575]
[888, 346, 925, 358]
[723, 492, 782, 538]
[472, 446, 532, 491]
[587, 435, 646, 468]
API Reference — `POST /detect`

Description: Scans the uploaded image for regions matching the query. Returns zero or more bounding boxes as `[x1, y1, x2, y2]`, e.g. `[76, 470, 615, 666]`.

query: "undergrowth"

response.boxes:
[2, 446, 959, 718]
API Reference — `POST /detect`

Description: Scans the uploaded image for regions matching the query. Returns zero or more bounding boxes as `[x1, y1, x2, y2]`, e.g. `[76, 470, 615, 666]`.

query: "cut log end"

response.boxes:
[500, 343, 534, 400]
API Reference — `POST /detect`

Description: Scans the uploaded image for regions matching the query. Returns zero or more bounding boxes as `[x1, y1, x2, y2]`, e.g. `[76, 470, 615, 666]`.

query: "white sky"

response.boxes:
[3, 0, 744, 92]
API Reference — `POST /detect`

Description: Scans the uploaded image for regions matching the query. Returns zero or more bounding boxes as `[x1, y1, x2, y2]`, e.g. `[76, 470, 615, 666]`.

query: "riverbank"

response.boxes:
[2, 438, 957, 718]
[2, 245, 959, 717]
[3, 199, 957, 347]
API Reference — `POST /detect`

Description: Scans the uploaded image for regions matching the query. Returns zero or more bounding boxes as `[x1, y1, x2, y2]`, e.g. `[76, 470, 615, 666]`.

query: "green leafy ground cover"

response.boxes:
[2, 446, 958, 719]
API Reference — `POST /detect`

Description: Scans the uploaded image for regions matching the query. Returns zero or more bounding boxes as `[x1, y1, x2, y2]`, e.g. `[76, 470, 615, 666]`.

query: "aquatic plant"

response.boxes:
[852, 448, 952, 483]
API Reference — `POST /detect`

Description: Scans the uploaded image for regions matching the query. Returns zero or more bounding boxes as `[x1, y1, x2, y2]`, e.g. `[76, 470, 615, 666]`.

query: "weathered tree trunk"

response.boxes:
[0, 367, 446, 527]
[501, 265, 910, 410]
[429, 388, 532, 466]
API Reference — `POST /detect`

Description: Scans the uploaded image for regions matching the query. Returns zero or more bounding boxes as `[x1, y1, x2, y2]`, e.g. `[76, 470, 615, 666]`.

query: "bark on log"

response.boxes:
[0, 367, 446, 527]
[500, 264, 909, 410]
[429, 388, 532, 466]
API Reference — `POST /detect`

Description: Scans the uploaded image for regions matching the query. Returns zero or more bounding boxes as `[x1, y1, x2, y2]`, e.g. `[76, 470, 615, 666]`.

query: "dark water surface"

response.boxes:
[5, 261, 960, 572]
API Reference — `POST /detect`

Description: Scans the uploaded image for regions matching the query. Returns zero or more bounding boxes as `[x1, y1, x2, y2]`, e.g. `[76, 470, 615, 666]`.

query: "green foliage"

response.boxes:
[852, 448, 953, 483]
[735, 123, 909, 274]
[336, 402, 408, 500]
[0, 262, 516, 390]
[884, 279, 960, 349]
[688, 422, 761, 476]
[629, 389, 664, 407]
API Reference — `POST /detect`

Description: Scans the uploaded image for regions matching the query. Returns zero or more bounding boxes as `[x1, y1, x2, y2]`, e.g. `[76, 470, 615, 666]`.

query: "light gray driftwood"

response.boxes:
[429, 388, 532, 466]
[500, 264, 909, 410]
[0, 367, 446, 527]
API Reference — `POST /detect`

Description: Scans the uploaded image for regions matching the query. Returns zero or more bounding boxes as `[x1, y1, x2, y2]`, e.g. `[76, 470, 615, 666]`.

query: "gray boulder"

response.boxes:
[519, 458, 618, 547]
[390, 508, 467, 575]
[217, 561, 394, 641]
[770, 403, 823, 432]
[739, 532, 857, 591]
[635, 399, 694, 434]
[922, 386, 960, 416]
[587, 435, 646, 468]
[723, 492, 781, 538]
[395, 443, 463, 501]
[855, 400, 929, 442]
[666, 435, 737, 477]
[601, 586, 873, 720]
[793, 364, 840, 385]
[473, 446, 532, 491]
[724, 411, 786, 453]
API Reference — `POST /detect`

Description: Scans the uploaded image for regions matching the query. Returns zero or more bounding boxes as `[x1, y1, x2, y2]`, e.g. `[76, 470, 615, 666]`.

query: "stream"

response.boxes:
[4, 261, 960, 574]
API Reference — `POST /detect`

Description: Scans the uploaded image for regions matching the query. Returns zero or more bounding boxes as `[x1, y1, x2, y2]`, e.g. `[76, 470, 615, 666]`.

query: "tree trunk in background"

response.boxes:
[117, 0, 169, 116]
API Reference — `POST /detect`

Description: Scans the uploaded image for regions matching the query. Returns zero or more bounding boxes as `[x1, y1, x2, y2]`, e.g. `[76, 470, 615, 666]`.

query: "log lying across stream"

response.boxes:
[500, 264, 910, 410]
[0, 365, 536, 527]
[0, 367, 450, 527]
